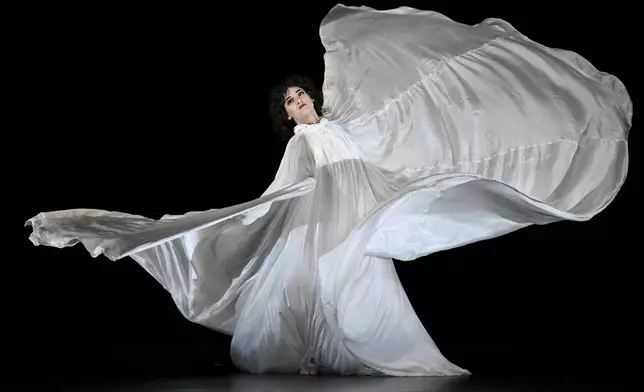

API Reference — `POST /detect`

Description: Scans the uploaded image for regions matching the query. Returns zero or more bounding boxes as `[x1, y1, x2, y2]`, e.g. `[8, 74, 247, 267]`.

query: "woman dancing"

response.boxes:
[26, 4, 631, 376]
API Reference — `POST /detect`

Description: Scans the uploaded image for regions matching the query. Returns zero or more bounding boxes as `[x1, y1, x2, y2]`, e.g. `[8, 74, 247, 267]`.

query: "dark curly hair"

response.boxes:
[269, 74, 324, 141]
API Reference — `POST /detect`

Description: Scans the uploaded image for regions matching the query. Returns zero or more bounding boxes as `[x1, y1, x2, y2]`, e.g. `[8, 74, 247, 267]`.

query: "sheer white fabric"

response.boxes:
[25, 4, 631, 376]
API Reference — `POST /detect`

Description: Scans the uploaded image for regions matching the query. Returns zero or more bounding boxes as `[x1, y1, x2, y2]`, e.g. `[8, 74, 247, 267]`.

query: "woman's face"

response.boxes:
[284, 86, 317, 125]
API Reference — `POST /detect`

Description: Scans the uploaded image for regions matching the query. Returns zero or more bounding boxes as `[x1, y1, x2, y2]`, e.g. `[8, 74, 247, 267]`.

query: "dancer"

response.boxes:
[26, 5, 631, 376]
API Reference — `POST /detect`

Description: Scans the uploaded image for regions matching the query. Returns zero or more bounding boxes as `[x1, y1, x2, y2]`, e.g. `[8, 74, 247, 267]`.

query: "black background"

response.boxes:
[9, 0, 641, 385]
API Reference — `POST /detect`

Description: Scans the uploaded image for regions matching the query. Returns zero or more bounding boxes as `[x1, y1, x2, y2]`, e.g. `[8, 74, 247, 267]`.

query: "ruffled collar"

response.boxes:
[293, 117, 329, 134]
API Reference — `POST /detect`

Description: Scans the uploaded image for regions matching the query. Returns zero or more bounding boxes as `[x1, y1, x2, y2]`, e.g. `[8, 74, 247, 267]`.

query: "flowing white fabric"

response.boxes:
[25, 4, 631, 376]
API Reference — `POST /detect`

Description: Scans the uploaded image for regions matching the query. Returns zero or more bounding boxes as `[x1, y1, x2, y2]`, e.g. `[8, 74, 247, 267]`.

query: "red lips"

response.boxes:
[299, 103, 306, 109]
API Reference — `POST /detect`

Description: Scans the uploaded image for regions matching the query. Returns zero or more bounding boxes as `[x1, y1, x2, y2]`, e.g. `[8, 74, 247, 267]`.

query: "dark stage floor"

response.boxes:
[39, 373, 630, 392]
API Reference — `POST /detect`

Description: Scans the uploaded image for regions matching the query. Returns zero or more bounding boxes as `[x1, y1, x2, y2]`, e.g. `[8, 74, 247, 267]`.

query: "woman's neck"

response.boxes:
[299, 112, 320, 125]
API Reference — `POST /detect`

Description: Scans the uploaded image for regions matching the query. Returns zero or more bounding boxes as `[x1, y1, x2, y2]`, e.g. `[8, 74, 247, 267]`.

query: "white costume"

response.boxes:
[26, 5, 631, 376]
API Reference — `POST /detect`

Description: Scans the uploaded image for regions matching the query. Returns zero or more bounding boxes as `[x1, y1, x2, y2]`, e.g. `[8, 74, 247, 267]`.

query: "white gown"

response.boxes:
[25, 4, 631, 376]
